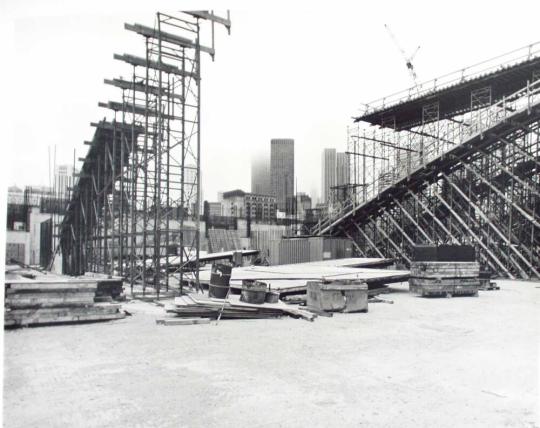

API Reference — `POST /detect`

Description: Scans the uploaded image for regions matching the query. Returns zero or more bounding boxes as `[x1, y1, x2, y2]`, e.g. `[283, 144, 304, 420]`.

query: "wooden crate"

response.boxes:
[307, 280, 368, 313]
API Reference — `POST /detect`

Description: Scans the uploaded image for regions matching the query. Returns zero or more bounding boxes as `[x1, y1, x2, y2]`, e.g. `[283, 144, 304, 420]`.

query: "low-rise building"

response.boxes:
[205, 201, 223, 217]
[221, 189, 277, 221]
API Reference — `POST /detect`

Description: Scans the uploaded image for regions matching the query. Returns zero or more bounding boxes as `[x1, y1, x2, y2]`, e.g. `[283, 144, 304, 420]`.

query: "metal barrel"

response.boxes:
[208, 263, 232, 299]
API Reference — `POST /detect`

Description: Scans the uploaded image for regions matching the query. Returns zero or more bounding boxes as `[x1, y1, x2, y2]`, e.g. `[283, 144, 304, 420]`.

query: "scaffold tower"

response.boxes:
[59, 11, 231, 297]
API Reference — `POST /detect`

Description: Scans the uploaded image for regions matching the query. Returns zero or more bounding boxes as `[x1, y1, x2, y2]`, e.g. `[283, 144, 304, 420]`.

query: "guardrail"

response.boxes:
[358, 41, 540, 117]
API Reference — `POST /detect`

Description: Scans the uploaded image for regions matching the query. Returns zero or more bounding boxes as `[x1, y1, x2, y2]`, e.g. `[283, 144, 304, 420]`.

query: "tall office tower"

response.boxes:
[55, 164, 77, 199]
[321, 148, 337, 204]
[270, 139, 294, 213]
[336, 152, 350, 203]
[336, 152, 350, 187]
[251, 151, 271, 195]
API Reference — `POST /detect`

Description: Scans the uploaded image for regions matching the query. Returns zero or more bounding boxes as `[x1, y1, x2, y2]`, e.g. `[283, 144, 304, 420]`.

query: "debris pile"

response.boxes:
[164, 293, 316, 322]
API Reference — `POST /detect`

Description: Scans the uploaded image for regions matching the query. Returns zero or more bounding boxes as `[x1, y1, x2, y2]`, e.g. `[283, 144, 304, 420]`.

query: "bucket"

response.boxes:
[265, 291, 279, 304]
[240, 280, 267, 304]
[208, 263, 232, 299]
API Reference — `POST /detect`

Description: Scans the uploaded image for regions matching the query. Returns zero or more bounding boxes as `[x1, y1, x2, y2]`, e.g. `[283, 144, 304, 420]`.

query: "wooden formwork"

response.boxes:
[410, 262, 480, 297]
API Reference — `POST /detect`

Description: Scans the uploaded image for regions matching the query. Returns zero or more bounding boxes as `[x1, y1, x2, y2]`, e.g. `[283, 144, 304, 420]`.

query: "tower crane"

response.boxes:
[384, 24, 421, 90]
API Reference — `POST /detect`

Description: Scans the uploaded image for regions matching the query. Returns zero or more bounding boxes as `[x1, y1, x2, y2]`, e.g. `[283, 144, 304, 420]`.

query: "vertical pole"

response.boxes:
[130, 66, 137, 294]
[119, 92, 125, 278]
[103, 132, 109, 275]
[142, 36, 149, 294]
[111, 115, 117, 278]
[166, 73, 171, 292]
[195, 21, 202, 292]
[155, 13, 163, 299]
[179, 49, 186, 294]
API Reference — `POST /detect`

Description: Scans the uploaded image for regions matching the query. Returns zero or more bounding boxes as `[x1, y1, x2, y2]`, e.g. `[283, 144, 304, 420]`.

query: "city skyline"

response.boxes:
[9, 5, 537, 206]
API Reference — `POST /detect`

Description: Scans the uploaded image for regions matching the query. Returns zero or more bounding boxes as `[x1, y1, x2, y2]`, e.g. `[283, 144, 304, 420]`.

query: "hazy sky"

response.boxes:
[2, 0, 539, 205]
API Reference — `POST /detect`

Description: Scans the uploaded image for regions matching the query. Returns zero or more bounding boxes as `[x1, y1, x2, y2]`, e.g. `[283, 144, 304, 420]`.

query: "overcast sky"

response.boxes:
[2, 0, 539, 205]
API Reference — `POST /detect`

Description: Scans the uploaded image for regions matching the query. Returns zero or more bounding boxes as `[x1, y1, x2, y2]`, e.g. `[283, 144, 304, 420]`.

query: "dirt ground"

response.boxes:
[3, 280, 539, 428]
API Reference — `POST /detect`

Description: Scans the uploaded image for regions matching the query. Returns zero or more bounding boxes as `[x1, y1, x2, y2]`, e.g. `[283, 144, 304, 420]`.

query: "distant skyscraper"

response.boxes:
[336, 152, 350, 187]
[251, 151, 271, 195]
[270, 139, 294, 213]
[321, 148, 336, 204]
[336, 152, 350, 203]
[321, 149, 350, 204]
[55, 164, 77, 199]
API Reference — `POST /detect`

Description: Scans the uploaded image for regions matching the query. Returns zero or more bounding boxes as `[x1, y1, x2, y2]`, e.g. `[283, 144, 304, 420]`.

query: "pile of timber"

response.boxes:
[165, 293, 316, 321]
[5, 266, 125, 328]
[410, 245, 480, 297]
[82, 272, 126, 302]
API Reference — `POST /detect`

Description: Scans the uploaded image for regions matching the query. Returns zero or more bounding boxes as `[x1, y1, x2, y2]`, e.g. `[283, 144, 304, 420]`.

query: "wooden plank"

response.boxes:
[156, 318, 211, 326]
[6, 304, 122, 316]
[5, 306, 125, 327]
[304, 306, 333, 317]
[5, 286, 97, 294]
[6, 295, 96, 309]
[6, 279, 98, 286]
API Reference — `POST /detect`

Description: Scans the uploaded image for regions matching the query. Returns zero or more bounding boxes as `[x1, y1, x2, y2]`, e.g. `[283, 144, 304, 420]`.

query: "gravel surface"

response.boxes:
[3, 280, 539, 427]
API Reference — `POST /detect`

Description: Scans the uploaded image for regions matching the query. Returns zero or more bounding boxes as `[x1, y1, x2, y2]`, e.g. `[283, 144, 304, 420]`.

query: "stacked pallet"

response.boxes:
[409, 245, 480, 297]
[5, 267, 125, 327]
[165, 293, 316, 321]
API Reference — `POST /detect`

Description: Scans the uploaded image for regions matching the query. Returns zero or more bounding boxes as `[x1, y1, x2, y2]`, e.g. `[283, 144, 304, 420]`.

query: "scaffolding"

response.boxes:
[60, 11, 231, 297]
[314, 43, 540, 279]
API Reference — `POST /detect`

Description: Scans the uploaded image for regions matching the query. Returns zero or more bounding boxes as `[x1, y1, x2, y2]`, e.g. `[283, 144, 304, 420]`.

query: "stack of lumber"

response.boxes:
[82, 272, 125, 302]
[165, 293, 316, 321]
[5, 266, 125, 328]
[410, 245, 480, 297]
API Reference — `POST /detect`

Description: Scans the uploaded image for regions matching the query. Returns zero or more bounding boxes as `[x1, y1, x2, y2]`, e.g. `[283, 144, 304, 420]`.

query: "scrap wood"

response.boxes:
[369, 297, 394, 304]
[156, 318, 211, 326]
[304, 305, 333, 317]
[281, 295, 307, 305]
[166, 294, 316, 321]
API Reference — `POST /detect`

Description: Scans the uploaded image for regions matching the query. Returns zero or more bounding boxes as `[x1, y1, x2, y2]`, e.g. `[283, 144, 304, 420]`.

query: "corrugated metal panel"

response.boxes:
[309, 237, 323, 262]
[322, 237, 354, 259]
[268, 239, 281, 265]
[250, 228, 286, 258]
[267, 236, 354, 265]
[268, 238, 311, 265]
[281, 239, 311, 265]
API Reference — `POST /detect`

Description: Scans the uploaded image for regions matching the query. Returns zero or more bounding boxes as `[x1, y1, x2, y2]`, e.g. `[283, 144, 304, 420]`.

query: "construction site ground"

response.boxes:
[3, 279, 539, 428]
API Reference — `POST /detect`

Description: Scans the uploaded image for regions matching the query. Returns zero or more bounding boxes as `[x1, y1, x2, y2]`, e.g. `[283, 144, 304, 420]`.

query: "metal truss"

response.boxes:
[315, 70, 540, 279]
[60, 12, 231, 296]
